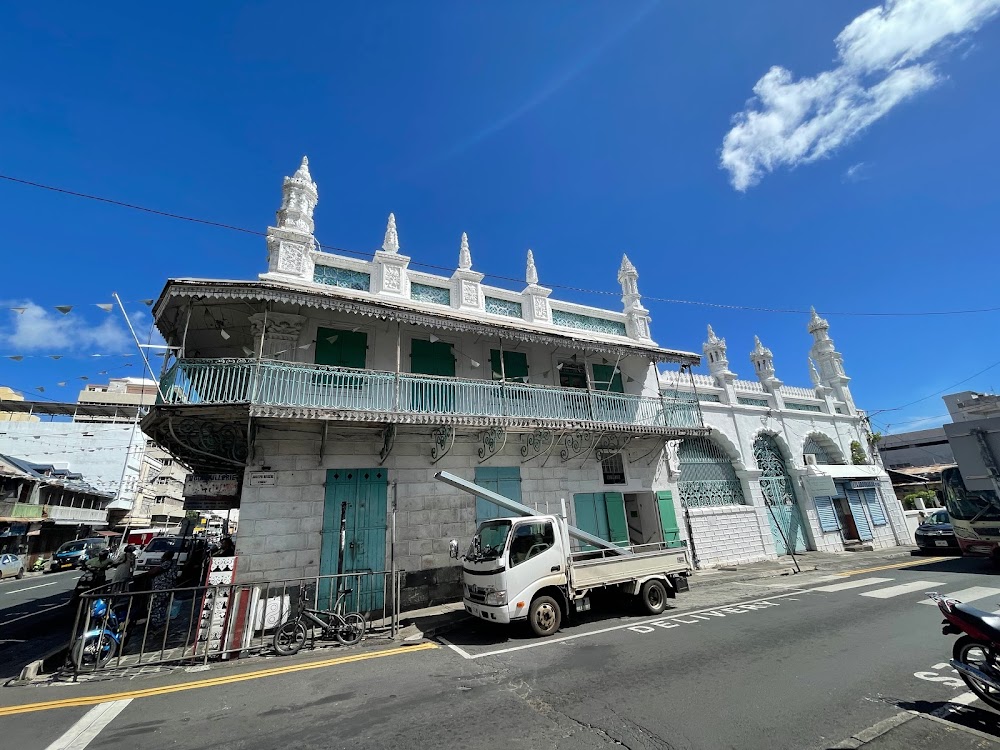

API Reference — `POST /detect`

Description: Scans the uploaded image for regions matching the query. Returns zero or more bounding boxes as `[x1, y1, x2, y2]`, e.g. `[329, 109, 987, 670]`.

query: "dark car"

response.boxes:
[49, 538, 107, 571]
[915, 510, 959, 554]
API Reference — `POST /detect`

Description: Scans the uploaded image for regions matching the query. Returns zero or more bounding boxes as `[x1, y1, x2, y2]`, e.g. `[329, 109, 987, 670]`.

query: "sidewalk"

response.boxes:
[830, 705, 1000, 748]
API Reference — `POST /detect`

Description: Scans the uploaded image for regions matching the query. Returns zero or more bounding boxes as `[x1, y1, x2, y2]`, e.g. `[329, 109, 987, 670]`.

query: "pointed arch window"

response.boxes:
[677, 437, 747, 507]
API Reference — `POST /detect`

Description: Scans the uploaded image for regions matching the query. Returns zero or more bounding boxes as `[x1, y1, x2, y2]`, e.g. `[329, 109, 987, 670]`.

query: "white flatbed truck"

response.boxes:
[437, 471, 692, 637]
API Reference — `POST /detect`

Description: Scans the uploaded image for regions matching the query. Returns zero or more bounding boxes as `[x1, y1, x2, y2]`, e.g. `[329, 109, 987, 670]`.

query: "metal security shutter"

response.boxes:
[862, 488, 888, 526]
[842, 484, 873, 541]
[814, 496, 840, 532]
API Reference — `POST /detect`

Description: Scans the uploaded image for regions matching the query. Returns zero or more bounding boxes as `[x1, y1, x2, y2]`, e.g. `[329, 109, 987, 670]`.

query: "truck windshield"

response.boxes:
[469, 520, 512, 562]
[942, 466, 1000, 522]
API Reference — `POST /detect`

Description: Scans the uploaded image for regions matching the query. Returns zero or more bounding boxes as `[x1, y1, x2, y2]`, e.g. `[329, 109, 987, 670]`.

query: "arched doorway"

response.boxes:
[753, 434, 808, 554]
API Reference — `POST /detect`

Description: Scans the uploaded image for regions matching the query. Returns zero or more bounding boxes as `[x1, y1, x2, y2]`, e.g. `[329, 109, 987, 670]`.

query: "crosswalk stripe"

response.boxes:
[859, 580, 945, 599]
[812, 577, 894, 592]
[917, 587, 1000, 606]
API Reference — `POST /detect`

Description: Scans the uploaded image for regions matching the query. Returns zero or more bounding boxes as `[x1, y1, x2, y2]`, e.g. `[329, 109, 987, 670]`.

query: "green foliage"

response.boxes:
[850, 440, 869, 465]
[902, 490, 936, 511]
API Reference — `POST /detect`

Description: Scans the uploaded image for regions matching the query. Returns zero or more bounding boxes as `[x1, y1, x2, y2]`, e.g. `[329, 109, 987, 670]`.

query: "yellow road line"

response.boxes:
[0, 642, 437, 717]
[836, 559, 927, 577]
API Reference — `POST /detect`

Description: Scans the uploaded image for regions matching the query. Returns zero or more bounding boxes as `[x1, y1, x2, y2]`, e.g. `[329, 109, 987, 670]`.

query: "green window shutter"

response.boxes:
[573, 493, 600, 548]
[410, 339, 456, 377]
[474, 467, 521, 524]
[656, 490, 682, 547]
[603, 492, 629, 547]
[592, 364, 624, 393]
[315, 328, 368, 368]
[489, 350, 529, 382]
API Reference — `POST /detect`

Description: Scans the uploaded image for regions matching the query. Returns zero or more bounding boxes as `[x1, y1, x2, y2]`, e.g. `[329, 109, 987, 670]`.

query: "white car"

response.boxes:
[0, 553, 25, 580]
[135, 536, 192, 572]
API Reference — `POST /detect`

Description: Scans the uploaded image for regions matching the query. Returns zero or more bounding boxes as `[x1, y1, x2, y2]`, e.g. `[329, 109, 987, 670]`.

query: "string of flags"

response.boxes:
[5, 298, 154, 315]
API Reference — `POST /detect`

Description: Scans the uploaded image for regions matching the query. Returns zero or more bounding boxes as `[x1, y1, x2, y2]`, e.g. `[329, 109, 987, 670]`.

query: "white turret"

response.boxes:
[618, 254, 652, 342]
[704, 325, 735, 384]
[266, 156, 319, 279]
[750, 335, 781, 387]
[808, 307, 854, 411]
[382, 213, 400, 254]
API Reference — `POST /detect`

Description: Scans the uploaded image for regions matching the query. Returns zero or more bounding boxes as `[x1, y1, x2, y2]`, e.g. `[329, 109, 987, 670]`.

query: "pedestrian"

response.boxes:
[148, 550, 179, 629]
[110, 545, 137, 593]
[218, 536, 235, 557]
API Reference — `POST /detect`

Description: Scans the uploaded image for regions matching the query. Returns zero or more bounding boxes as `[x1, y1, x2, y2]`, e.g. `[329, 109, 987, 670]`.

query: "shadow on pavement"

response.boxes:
[900, 557, 997, 576]
[897, 698, 1000, 739]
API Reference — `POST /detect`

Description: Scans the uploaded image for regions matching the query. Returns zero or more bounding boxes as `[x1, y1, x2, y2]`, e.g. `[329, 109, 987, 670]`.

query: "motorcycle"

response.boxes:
[71, 597, 127, 669]
[69, 565, 109, 609]
[930, 592, 1000, 710]
[30, 557, 49, 573]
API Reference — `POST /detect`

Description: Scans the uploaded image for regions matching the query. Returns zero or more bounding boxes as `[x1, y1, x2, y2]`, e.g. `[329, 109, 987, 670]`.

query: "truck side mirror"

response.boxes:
[449, 539, 459, 560]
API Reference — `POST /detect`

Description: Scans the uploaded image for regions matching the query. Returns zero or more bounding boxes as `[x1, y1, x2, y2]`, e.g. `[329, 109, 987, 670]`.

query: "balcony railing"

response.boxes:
[159, 359, 703, 432]
[0, 501, 44, 519]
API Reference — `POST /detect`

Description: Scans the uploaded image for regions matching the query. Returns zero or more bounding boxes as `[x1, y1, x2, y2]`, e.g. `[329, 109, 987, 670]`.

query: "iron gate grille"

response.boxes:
[677, 437, 747, 508]
[754, 434, 796, 506]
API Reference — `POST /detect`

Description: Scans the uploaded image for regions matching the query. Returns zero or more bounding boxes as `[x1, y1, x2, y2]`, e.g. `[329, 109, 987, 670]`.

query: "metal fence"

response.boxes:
[65, 569, 403, 678]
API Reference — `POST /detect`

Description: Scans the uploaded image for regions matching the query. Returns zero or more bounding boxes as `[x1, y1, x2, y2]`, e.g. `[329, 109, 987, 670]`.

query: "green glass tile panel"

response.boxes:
[786, 402, 822, 412]
[314, 265, 371, 291]
[737, 396, 770, 407]
[411, 283, 451, 306]
[484, 297, 522, 318]
[551, 309, 627, 337]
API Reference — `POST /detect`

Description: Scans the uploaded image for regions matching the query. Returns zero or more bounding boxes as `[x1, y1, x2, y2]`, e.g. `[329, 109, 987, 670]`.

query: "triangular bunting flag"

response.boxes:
[8, 355, 24, 361]
[55, 305, 73, 315]
[10, 307, 26, 315]
[96, 303, 114, 312]
[141, 299, 153, 306]
[36, 386, 45, 392]
[49, 355, 62, 360]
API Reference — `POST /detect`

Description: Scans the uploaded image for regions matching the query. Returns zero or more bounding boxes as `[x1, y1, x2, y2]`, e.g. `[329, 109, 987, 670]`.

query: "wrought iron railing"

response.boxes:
[158, 358, 703, 430]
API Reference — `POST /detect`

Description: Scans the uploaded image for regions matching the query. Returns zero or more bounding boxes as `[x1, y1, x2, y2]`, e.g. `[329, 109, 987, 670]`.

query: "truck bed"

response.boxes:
[570, 545, 691, 589]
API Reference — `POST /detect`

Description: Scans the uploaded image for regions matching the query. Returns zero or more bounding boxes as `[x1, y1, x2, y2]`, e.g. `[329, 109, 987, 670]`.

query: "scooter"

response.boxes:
[30, 557, 49, 573]
[930, 592, 1000, 710]
[70, 597, 127, 669]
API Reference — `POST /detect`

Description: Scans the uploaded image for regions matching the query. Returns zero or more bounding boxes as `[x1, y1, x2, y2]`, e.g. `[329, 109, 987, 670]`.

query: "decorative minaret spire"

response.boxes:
[618, 254, 652, 342]
[382, 213, 400, 254]
[807, 306, 855, 411]
[704, 325, 735, 384]
[526, 249, 539, 285]
[809, 357, 823, 389]
[750, 335, 779, 384]
[458, 232, 472, 270]
[266, 156, 319, 279]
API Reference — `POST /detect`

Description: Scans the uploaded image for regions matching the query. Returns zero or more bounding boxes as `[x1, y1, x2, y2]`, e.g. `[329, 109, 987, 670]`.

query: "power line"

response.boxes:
[869, 357, 1000, 417]
[4, 171, 1000, 319]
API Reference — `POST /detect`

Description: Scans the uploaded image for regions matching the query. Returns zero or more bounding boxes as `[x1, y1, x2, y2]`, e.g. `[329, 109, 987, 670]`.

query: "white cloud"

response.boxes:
[0, 301, 132, 353]
[844, 161, 871, 182]
[721, 0, 1000, 191]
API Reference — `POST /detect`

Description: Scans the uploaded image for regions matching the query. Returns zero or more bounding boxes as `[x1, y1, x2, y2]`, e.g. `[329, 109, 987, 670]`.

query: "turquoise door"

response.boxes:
[754, 434, 809, 555]
[573, 493, 629, 548]
[473, 467, 521, 524]
[766, 502, 808, 555]
[321, 468, 388, 613]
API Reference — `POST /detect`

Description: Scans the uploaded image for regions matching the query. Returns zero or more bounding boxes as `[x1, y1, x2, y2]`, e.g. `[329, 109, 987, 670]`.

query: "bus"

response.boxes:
[941, 465, 1000, 560]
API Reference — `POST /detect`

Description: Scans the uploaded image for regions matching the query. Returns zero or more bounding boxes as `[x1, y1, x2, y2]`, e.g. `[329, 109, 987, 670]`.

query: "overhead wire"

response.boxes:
[4, 171, 1000, 318]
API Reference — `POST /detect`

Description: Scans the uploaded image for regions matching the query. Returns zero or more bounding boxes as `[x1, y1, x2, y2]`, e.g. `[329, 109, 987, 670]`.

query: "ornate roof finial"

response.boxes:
[706, 324, 720, 343]
[752, 335, 771, 357]
[809, 357, 822, 388]
[618, 254, 637, 283]
[807, 306, 829, 334]
[526, 249, 538, 285]
[458, 232, 472, 270]
[382, 213, 400, 254]
[275, 155, 318, 235]
[294, 156, 311, 181]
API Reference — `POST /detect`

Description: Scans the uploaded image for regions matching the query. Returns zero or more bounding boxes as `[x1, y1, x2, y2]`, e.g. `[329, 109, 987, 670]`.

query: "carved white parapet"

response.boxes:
[249, 312, 305, 360]
[372, 250, 410, 297]
[266, 228, 315, 280]
[522, 284, 552, 323]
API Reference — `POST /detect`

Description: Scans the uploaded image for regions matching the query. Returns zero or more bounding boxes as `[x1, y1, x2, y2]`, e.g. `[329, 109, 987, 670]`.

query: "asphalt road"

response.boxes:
[0, 570, 79, 680]
[5, 555, 1000, 749]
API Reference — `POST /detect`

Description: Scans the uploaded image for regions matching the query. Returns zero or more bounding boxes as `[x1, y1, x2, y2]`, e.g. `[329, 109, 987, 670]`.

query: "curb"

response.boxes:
[5, 644, 68, 688]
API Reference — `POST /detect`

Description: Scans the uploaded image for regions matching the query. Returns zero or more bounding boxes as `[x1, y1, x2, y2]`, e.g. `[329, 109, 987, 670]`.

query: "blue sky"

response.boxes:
[1, 1, 999, 437]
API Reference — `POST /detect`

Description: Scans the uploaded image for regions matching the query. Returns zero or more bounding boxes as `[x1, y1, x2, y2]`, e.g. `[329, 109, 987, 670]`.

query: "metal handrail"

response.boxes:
[159, 358, 702, 430]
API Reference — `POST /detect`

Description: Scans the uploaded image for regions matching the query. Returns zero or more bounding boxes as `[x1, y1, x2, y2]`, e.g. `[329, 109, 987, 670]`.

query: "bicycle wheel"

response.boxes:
[335, 613, 366, 646]
[273, 620, 307, 656]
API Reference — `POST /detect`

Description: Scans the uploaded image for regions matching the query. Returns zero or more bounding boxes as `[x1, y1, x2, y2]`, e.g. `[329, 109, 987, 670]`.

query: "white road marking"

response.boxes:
[930, 691, 978, 715]
[812, 577, 894, 592]
[44, 699, 132, 750]
[917, 586, 1000, 607]
[5, 581, 56, 594]
[859, 580, 945, 599]
[0, 602, 64, 626]
[438, 637, 473, 660]
[447, 589, 805, 659]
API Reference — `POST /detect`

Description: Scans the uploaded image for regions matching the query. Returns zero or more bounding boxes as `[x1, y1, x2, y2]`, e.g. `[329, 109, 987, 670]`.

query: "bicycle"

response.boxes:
[272, 584, 366, 655]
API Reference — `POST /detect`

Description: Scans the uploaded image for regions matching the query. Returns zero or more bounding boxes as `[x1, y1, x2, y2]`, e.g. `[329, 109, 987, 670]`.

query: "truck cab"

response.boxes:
[458, 515, 568, 628]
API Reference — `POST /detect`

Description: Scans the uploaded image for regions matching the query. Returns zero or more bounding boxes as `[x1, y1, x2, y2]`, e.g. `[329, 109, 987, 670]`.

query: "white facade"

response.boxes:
[658, 319, 909, 568]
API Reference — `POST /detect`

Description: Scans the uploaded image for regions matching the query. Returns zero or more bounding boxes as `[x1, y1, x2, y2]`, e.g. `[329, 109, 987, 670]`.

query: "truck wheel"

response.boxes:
[641, 580, 668, 615]
[528, 596, 562, 637]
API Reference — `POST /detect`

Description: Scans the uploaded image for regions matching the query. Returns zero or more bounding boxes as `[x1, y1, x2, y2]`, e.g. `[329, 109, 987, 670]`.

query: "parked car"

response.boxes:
[0, 553, 24, 580]
[135, 536, 192, 572]
[915, 510, 959, 554]
[49, 538, 108, 572]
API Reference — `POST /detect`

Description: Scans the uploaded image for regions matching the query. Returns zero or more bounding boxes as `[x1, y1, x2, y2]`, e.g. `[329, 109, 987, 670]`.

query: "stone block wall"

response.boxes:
[233, 422, 669, 608]
[687, 505, 769, 567]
